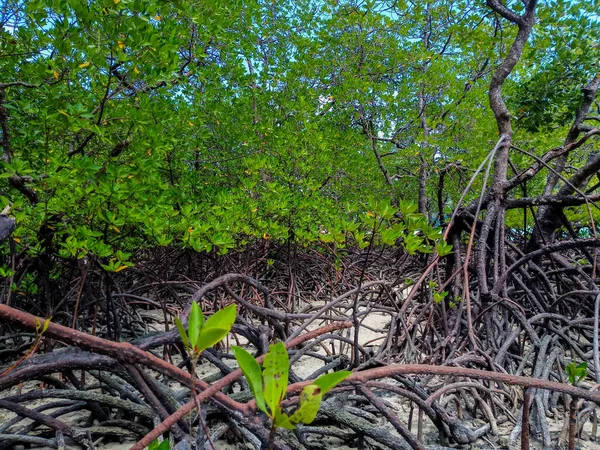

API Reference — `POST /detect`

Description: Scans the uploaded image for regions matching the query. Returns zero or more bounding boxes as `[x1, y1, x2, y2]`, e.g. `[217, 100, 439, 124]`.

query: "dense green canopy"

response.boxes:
[1, 0, 598, 270]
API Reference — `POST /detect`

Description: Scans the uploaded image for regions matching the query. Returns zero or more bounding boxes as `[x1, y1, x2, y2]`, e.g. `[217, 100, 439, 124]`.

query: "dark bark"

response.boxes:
[0, 214, 15, 242]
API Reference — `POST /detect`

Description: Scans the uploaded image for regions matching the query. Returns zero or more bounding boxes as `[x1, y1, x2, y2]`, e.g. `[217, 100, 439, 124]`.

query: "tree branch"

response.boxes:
[486, 0, 523, 25]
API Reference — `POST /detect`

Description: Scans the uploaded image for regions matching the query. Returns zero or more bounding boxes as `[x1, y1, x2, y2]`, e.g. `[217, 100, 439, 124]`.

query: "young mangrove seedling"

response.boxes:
[233, 341, 351, 449]
[565, 360, 588, 386]
[1, 316, 51, 377]
[174, 301, 237, 448]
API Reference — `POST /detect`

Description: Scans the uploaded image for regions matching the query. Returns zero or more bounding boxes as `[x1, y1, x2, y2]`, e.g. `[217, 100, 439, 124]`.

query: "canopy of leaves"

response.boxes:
[0, 0, 597, 270]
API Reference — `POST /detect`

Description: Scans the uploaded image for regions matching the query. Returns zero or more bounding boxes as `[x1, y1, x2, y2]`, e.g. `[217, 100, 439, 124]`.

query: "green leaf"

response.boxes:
[289, 384, 323, 425]
[433, 291, 448, 304]
[157, 440, 170, 450]
[232, 346, 267, 414]
[195, 327, 229, 352]
[566, 363, 576, 384]
[263, 342, 289, 414]
[174, 317, 190, 349]
[203, 304, 236, 334]
[194, 304, 236, 351]
[42, 317, 51, 334]
[435, 240, 453, 257]
[566, 361, 588, 385]
[312, 370, 351, 395]
[188, 301, 204, 349]
[274, 406, 295, 430]
[576, 362, 588, 383]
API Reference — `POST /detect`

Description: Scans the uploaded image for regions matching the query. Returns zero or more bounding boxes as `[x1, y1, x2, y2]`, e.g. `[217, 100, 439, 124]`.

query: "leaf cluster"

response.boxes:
[232, 342, 351, 430]
[174, 302, 237, 358]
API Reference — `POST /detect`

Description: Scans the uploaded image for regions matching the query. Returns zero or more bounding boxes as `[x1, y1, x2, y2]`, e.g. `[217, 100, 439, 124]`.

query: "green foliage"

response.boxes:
[353, 198, 450, 255]
[310, 370, 353, 396]
[0, 0, 596, 283]
[262, 342, 289, 416]
[433, 290, 448, 304]
[0, 0, 461, 274]
[149, 439, 170, 450]
[174, 302, 236, 357]
[565, 361, 588, 385]
[0, 266, 14, 278]
[287, 384, 322, 428]
[35, 317, 51, 336]
[232, 342, 351, 430]
[231, 345, 267, 413]
[510, 0, 600, 132]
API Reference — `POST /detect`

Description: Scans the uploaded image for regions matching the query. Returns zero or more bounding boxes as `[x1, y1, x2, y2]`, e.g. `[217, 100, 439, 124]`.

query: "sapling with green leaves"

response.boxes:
[232, 341, 351, 449]
[173, 301, 237, 448]
[0, 316, 51, 377]
[565, 360, 588, 386]
[174, 301, 237, 358]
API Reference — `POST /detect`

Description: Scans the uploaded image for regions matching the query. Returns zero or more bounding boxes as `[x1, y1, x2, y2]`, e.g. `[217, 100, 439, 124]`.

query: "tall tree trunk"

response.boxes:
[417, 5, 431, 217]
